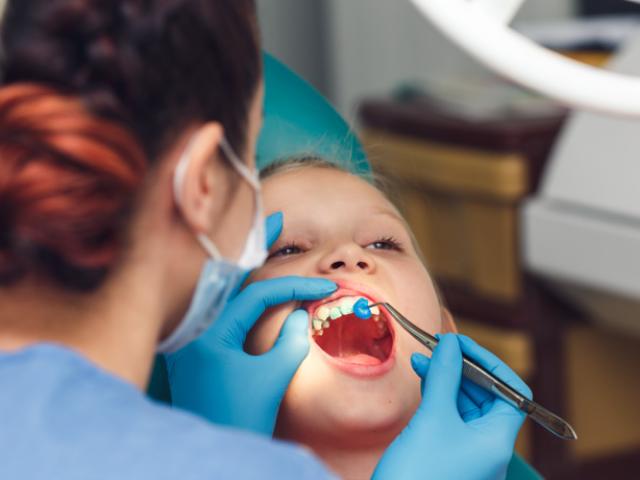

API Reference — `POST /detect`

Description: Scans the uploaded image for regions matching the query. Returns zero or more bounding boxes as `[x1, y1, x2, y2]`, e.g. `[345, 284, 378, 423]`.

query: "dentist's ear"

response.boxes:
[175, 122, 229, 235]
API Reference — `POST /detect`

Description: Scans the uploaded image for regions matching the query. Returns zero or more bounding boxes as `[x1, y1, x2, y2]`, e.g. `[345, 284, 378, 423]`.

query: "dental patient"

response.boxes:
[245, 158, 457, 480]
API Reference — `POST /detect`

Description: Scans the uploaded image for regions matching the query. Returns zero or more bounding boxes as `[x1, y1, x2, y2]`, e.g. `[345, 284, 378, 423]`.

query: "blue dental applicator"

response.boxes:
[353, 298, 373, 320]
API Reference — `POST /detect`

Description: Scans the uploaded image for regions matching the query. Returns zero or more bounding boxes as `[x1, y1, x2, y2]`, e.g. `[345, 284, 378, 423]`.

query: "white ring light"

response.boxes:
[410, 0, 640, 117]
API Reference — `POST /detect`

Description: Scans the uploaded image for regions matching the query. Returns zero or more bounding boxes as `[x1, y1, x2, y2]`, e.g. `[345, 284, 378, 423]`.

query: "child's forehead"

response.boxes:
[262, 165, 421, 257]
[263, 166, 393, 209]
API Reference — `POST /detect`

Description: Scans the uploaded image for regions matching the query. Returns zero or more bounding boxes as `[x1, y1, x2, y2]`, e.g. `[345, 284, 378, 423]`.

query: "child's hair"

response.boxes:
[260, 156, 398, 205]
[260, 156, 448, 311]
[260, 155, 406, 244]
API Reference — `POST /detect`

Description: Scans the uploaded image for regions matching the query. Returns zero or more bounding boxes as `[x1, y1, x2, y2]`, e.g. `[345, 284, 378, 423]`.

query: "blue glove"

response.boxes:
[165, 213, 337, 436]
[374, 334, 531, 480]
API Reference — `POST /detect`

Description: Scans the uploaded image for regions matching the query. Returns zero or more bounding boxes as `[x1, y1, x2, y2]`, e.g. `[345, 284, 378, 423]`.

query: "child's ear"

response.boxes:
[440, 308, 458, 333]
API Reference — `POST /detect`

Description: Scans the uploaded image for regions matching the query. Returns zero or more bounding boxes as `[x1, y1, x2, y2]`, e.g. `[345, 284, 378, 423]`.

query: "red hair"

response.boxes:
[0, 84, 146, 290]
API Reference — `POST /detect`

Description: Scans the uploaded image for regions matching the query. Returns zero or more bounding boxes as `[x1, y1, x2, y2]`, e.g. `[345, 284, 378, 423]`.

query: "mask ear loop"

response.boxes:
[173, 133, 261, 263]
[219, 137, 261, 190]
[173, 136, 195, 208]
[197, 233, 223, 260]
[219, 137, 266, 269]
[173, 134, 225, 261]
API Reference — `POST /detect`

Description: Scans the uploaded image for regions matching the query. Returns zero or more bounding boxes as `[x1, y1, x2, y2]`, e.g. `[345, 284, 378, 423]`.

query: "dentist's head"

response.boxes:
[0, 0, 263, 385]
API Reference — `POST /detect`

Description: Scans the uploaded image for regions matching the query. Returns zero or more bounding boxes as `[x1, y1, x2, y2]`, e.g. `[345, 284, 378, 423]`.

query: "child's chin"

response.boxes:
[321, 395, 411, 433]
[337, 413, 406, 435]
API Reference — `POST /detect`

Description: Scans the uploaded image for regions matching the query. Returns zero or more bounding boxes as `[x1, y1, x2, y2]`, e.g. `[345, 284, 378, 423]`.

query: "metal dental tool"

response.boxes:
[363, 301, 578, 441]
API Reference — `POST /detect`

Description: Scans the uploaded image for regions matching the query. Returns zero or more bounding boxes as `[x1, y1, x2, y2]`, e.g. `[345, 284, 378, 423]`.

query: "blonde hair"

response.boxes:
[260, 156, 398, 205]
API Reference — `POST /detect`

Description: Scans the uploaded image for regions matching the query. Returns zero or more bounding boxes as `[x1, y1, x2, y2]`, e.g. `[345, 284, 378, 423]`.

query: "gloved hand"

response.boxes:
[165, 212, 337, 436]
[374, 334, 531, 480]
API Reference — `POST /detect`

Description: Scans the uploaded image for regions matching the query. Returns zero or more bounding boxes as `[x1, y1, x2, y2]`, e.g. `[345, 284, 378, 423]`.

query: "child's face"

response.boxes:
[246, 167, 454, 446]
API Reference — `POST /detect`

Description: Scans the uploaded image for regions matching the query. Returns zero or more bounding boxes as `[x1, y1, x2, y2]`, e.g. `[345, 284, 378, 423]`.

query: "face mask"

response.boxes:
[157, 135, 267, 354]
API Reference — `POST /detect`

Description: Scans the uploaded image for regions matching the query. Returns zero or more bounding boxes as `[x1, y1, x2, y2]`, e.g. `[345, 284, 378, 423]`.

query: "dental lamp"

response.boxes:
[410, 0, 640, 117]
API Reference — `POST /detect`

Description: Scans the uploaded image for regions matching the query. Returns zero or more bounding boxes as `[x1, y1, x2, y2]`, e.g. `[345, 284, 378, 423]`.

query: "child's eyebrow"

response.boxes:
[368, 208, 416, 238]
[370, 208, 405, 223]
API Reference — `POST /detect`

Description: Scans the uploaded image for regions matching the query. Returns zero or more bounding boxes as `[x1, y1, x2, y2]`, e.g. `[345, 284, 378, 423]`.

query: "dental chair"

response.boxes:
[257, 53, 370, 175]
[148, 53, 540, 480]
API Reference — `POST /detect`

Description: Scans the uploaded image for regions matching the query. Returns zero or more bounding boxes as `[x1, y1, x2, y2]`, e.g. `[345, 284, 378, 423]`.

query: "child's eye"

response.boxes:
[367, 236, 403, 251]
[268, 243, 304, 259]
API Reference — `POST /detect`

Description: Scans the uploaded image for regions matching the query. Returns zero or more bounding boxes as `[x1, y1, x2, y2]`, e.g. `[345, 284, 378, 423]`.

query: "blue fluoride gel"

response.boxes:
[353, 298, 372, 320]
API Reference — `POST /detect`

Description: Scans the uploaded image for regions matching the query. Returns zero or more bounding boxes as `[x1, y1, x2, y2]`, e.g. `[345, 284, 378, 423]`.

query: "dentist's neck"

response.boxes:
[0, 259, 166, 389]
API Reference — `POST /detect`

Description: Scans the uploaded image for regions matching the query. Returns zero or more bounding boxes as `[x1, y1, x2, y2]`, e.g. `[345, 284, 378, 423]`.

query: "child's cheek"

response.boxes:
[399, 266, 442, 332]
[246, 267, 271, 283]
[245, 304, 296, 354]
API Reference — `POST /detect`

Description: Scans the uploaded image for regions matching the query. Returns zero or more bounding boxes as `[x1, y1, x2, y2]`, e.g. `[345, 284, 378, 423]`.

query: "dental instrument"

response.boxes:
[352, 298, 578, 441]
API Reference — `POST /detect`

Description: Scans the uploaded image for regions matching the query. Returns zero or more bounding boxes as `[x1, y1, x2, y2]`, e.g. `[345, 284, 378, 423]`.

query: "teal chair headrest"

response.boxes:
[258, 52, 370, 176]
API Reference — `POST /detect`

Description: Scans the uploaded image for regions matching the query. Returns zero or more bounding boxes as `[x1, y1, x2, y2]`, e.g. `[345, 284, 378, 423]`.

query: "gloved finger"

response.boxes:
[433, 333, 502, 411]
[265, 212, 283, 249]
[458, 335, 532, 400]
[410, 352, 428, 395]
[416, 334, 464, 419]
[232, 212, 285, 298]
[411, 352, 482, 419]
[458, 376, 494, 412]
[210, 276, 337, 346]
[231, 212, 283, 298]
[264, 309, 311, 374]
[230, 212, 284, 299]
[457, 335, 531, 428]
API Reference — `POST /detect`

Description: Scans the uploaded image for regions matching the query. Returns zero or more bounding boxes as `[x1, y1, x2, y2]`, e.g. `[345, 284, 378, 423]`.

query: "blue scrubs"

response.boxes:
[0, 344, 335, 480]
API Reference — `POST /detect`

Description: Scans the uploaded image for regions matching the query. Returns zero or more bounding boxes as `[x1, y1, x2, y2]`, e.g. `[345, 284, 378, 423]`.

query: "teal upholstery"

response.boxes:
[147, 354, 171, 404]
[257, 52, 370, 176]
[147, 52, 541, 480]
[507, 452, 543, 480]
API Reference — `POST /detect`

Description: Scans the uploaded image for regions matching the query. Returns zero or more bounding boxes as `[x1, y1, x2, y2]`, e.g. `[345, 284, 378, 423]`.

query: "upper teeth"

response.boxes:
[317, 306, 330, 321]
[311, 296, 380, 334]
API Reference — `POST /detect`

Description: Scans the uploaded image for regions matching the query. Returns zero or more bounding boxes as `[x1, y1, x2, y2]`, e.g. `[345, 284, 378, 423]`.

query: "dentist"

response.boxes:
[0, 1, 529, 479]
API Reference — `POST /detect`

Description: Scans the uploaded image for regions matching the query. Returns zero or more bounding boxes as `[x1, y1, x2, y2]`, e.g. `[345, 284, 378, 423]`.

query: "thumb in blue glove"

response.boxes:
[373, 334, 531, 480]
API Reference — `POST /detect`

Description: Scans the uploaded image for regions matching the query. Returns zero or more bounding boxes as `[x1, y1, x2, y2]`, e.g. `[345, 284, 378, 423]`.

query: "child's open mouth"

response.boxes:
[306, 288, 395, 376]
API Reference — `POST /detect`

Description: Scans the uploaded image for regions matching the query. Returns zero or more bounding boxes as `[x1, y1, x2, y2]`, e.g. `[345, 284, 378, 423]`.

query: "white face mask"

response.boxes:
[157, 135, 267, 353]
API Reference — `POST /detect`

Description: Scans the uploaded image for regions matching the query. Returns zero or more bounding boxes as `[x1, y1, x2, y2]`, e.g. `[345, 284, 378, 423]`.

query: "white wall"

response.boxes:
[257, 0, 330, 95]
[325, 0, 577, 119]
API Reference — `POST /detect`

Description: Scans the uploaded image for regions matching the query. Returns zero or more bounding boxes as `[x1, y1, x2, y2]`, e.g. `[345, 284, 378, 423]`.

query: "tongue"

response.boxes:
[342, 353, 382, 365]
[314, 313, 392, 364]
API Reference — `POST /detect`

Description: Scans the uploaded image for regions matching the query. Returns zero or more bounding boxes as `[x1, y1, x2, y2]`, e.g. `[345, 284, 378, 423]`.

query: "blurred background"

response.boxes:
[258, 0, 574, 118]
[258, 0, 640, 478]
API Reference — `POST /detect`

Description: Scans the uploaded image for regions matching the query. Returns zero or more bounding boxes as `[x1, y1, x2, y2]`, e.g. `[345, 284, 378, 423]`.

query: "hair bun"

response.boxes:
[2, 1, 128, 115]
[0, 83, 146, 289]
[0, 0, 262, 291]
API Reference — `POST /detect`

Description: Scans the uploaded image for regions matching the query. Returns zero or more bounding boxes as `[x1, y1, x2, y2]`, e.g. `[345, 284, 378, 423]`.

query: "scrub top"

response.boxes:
[0, 344, 335, 480]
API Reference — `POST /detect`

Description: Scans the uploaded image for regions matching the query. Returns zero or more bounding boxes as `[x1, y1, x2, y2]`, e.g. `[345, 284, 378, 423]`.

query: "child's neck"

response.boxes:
[276, 428, 394, 480]
[310, 441, 387, 480]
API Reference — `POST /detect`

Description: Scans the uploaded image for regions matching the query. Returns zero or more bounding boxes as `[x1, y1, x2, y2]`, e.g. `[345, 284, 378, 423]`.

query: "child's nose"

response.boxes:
[319, 245, 376, 274]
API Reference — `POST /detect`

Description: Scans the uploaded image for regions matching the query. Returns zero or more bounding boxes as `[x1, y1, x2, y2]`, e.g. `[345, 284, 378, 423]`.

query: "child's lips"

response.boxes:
[303, 280, 387, 315]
